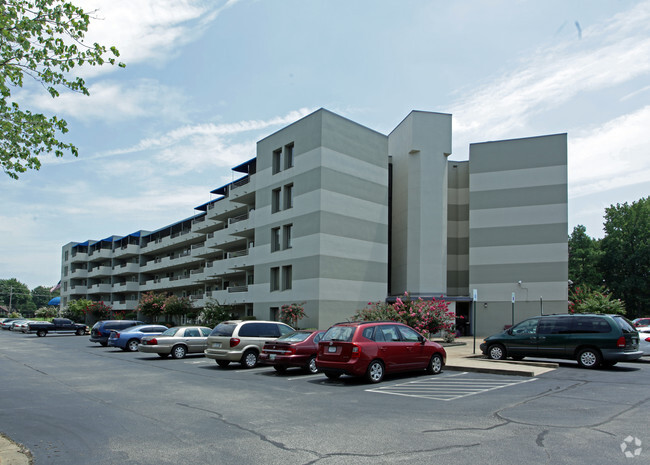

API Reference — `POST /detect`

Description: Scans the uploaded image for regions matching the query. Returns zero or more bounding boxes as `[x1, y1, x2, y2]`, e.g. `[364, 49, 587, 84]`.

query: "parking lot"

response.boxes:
[1, 329, 649, 465]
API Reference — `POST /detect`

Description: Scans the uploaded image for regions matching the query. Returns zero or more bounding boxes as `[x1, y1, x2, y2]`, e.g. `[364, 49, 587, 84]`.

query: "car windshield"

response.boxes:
[277, 331, 311, 342]
[161, 327, 179, 337]
[322, 326, 355, 342]
[613, 316, 637, 333]
[210, 323, 236, 337]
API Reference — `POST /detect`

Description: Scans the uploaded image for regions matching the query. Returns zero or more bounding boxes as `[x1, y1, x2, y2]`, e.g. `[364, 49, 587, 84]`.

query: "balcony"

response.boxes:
[112, 263, 140, 275]
[70, 268, 88, 279]
[111, 300, 138, 311]
[229, 175, 255, 204]
[87, 265, 112, 278]
[141, 231, 202, 253]
[70, 251, 88, 263]
[87, 283, 112, 294]
[69, 285, 88, 295]
[113, 243, 140, 258]
[112, 281, 140, 292]
[88, 248, 112, 261]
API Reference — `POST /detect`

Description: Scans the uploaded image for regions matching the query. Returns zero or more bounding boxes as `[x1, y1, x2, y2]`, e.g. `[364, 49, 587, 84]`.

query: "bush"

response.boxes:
[569, 285, 626, 315]
[280, 302, 306, 328]
[35, 307, 57, 319]
[196, 300, 236, 328]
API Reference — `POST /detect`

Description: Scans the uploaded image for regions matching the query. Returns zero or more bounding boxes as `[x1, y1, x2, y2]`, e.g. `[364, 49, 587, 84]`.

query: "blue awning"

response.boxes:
[48, 297, 60, 306]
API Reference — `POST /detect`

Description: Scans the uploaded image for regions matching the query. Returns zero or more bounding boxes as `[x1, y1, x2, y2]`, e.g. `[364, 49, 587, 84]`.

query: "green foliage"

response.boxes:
[280, 302, 306, 328]
[0, 0, 124, 179]
[136, 292, 195, 322]
[353, 293, 455, 337]
[64, 298, 91, 321]
[35, 306, 57, 318]
[197, 300, 236, 328]
[568, 225, 602, 289]
[32, 285, 55, 308]
[600, 197, 650, 319]
[569, 285, 625, 315]
[0, 278, 31, 311]
[136, 292, 167, 317]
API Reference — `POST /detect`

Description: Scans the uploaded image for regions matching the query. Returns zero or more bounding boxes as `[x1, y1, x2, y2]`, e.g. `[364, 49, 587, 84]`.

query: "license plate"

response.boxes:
[328, 346, 337, 353]
[213, 342, 222, 348]
[269, 354, 276, 360]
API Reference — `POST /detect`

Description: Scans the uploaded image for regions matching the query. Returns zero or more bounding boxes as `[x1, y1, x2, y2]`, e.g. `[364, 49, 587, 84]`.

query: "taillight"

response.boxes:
[114, 332, 120, 338]
[645, 337, 650, 342]
[616, 336, 626, 348]
[283, 347, 296, 355]
[230, 338, 240, 347]
[351, 344, 361, 358]
[148, 338, 157, 345]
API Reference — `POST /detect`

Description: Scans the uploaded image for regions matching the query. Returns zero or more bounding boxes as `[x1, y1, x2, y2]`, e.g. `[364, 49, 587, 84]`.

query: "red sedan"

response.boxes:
[259, 330, 324, 374]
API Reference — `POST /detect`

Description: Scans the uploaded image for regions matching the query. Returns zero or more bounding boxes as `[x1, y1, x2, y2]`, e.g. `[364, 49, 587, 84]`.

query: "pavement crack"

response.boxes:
[422, 421, 509, 433]
[536, 429, 548, 447]
[23, 364, 48, 375]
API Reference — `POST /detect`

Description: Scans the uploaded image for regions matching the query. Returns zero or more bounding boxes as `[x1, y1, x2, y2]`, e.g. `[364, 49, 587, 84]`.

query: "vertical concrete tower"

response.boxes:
[388, 111, 452, 297]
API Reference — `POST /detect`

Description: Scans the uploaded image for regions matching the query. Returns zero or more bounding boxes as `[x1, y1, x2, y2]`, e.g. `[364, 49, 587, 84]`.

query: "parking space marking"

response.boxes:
[366, 372, 537, 401]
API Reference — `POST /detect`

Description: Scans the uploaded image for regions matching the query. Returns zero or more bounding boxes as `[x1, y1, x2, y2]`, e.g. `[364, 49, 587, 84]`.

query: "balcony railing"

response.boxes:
[228, 285, 248, 293]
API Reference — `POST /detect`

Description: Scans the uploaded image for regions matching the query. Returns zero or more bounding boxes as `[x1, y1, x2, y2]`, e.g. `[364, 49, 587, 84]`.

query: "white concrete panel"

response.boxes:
[470, 282, 568, 301]
[470, 165, 567, 192]
[320, 190, 389, 224]
[469, 243, 568, 266]
[470, 204, 567, 229]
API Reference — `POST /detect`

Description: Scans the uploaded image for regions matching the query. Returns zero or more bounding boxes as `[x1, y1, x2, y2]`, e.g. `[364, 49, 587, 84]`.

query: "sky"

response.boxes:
[1, 0, 649, 290]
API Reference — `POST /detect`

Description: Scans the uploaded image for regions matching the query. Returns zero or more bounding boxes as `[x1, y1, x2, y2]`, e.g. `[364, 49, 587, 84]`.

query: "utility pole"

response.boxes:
[8, 286, 13, 313]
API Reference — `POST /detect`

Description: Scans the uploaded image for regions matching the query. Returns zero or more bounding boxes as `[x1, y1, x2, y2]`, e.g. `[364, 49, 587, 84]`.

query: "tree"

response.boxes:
[196, 300, 235, 328]
[32, 284, 56, 308]
[0, 278, 31, 312]
[600, 197, 650, 319]
[568, 225, 602, 289]
[569, 285, 625, 315]
[1, 0, 124, 179]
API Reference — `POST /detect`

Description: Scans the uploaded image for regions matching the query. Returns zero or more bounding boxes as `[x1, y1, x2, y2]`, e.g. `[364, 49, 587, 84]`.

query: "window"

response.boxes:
[64, 251, 69, 261]
[283, 183, 293, 209]
[271, 227, 280, 252]
[270, 267, 280, 291]
[284, 143, 294, 169]
[270, 307, 279, 321]
[282, 265, 292, 290]
[398, 325, 421, 342]
[283, 224, 293, 249]
[272, 148, 282, 174]
[272, 188, 281, 213]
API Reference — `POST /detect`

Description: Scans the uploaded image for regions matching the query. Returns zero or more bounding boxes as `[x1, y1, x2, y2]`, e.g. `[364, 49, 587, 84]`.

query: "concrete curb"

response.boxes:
[0, 433, 32, 465]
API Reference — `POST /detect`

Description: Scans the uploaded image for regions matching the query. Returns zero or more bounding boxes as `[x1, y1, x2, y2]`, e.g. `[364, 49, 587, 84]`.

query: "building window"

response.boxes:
[271, 227, 281, 252]
[284, 143, 294, 169]
[272, 148, 282, 174]
[270, 267, 280, 291]
[64, 251, 69, 261]
[270, 307, 279, 321]
[282, 265, 292, 290]
[284, 183, 293, 210]
[283, 224, 293, 249]
[272, 188, 281, 213]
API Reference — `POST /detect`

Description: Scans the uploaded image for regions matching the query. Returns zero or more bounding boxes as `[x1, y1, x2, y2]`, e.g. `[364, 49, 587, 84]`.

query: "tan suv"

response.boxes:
[204, 320, 294, 368]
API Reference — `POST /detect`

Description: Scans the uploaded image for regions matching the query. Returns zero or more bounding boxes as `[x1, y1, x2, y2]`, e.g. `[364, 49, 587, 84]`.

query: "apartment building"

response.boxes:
[60, 108, 567, 335]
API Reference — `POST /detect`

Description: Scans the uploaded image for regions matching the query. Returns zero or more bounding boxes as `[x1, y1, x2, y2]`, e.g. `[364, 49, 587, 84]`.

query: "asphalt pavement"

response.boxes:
[0, 335, 556, 465]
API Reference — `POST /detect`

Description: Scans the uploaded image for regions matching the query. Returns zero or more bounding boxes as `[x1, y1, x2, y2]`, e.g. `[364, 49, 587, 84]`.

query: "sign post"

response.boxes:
[511, 292, 516, 326]
[472, 289, 478, 354]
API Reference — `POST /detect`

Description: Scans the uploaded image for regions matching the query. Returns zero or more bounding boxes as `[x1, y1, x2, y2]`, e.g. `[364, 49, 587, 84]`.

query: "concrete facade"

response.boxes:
[60, 109, 568, 335]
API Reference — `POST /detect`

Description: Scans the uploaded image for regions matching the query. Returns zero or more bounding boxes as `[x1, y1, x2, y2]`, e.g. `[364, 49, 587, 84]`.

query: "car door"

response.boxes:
[536, 317, 569, 358]
[397, 325, 429, 368]
[375, 324, 409, 371]
[506, 317, 540, 357]
[183, 327, 203, 353]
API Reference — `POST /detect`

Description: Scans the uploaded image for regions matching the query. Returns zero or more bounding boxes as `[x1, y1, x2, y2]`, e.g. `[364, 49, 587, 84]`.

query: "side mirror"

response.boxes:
[507, 329, 513, 336]
[418, 335, 426, 344]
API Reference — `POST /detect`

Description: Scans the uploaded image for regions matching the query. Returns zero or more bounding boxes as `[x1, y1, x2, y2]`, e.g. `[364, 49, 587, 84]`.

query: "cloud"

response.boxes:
[76, 0, 241, 73]
[450, 0, 650, 153]
[568, 105, 650, 198]
[24, 80, 188, 123]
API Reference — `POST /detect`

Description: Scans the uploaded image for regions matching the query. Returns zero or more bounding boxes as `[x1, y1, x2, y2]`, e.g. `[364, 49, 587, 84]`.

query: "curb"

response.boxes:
[445, 364, 537, 377]
[0, 433, 32, 465]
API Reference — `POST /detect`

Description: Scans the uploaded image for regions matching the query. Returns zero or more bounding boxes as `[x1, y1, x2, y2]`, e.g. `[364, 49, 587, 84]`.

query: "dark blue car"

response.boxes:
[107, 324, 169, 352]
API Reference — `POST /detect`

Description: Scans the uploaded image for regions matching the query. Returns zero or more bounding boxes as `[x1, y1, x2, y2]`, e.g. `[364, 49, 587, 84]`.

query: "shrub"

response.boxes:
[280, 302, 306, 328]
[197, 300, 236, 328]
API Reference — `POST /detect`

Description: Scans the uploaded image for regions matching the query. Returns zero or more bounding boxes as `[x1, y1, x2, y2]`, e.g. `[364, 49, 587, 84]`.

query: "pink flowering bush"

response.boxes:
[280, 302, 306, 328]
[84, 301, 112, 319]
[353, 292, 455, 338]
[137, 292, 167, 317]
[136, 292, 195, 322]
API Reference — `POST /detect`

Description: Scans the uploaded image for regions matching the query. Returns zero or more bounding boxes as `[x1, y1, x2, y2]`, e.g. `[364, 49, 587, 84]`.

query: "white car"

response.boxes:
[636, 328, 650, 356]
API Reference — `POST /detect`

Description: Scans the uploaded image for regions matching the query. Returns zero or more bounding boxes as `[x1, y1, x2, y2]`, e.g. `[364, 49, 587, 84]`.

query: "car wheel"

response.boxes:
[366, 360, 385, 384]
[76, 328, 85, 336]
[577, 348, 601, 368]
[241, 350, 258, 368]
[216, 360, 230, 368]
[36, 330, 47, 337]
[305, 356, 318, 374]
[325, 372, 341, 380]
[172, 345, 187, 359]
[273, 365, 288, 373]
[426, 354, 443, 375]
[488, 344, 506, 360]
[158, 353, 169, 358]
[126, 339, 139, 352]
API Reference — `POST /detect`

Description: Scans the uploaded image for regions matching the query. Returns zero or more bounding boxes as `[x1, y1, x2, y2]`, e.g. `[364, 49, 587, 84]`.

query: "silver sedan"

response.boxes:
[138, 326, 212, 359]
[638, 327, 650, 356]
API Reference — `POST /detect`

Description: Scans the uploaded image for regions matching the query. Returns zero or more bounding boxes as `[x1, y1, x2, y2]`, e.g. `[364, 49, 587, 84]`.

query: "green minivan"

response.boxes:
[480, 314, 643, 368]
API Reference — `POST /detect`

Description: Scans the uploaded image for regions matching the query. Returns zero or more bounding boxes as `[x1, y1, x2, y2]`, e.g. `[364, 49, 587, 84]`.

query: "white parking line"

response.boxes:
[366, 372, 537, 401]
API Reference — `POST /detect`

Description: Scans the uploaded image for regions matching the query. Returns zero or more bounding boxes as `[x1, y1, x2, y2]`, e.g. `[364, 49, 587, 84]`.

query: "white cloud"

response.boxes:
[450, 0, 650, 154]
[568, 105, 650, 198]
[76, 0, 241, 72]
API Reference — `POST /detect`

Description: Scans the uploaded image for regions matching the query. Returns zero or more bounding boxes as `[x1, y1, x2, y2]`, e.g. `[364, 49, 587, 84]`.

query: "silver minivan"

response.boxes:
[204, 320, 294, 368]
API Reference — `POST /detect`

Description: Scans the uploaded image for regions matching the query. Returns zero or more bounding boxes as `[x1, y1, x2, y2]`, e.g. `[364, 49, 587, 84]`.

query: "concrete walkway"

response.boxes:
[0, 336, 555, 465]
[441, 336, 558, 377]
